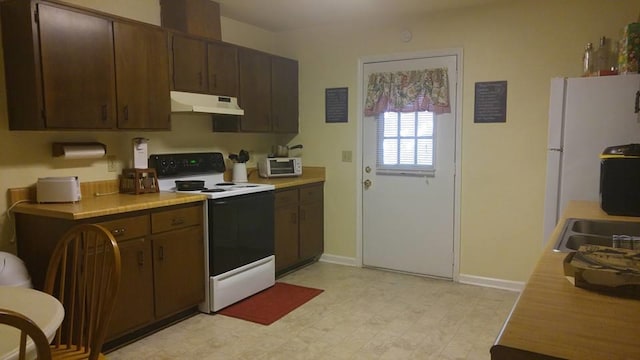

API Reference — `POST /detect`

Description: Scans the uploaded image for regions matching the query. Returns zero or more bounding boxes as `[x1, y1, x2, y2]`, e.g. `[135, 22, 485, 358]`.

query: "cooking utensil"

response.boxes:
[175, 180, 205, 191]
[273, 144, 303, 157]
[229, 149, 250, 163]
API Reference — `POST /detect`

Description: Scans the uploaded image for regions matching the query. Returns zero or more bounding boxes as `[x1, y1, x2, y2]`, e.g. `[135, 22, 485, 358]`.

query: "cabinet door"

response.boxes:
[106, 238, 154, 340]
[208, 42, 238, 97]
[299, 184, 324, 260]
[160, 0, 221, 40]
[274, 189, 300, 271]
[114, 22, 170, 129]
[271, 56, 299, 133]
[299, 201, 324, 260]
[238, 48, 272, 132]
[37, 3, 116, 129]
[152, 226, 205, 319]
[171, 34, 207, 93]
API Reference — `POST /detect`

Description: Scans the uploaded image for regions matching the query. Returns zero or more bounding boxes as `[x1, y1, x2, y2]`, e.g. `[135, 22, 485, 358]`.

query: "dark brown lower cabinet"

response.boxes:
[107, 238, 154, 339]
[274, 183, 324, 274]
[14, 202, 205, 344]
[153, 225, 205, 319]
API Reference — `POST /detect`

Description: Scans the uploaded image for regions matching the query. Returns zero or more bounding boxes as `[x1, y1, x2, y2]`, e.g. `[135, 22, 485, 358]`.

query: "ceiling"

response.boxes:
[215, 0, 499, 32]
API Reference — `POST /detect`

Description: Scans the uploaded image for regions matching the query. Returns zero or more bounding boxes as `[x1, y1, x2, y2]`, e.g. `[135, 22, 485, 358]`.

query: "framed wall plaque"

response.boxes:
[325, 87, 348, 123]
[474, 81, 507, 123]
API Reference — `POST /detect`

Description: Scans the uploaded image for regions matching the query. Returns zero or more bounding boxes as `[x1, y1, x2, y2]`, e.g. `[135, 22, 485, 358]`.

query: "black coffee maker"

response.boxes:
[600, 143, 640, 216]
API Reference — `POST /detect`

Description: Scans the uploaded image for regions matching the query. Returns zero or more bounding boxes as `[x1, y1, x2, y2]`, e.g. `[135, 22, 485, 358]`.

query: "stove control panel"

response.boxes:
[149, 152, 226, 177]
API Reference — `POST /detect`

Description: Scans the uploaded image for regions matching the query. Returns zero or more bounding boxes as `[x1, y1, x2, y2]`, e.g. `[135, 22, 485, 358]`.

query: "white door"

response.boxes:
[362, 54, 458, 279]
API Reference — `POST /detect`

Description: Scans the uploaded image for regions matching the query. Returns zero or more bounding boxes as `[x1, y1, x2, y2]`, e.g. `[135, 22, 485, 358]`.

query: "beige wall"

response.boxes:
[274, 0, 640, 281]
[1, 0, 639, 283]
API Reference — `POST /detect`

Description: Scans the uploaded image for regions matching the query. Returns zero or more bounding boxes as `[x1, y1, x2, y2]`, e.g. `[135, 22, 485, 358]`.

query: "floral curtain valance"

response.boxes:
[364, 68, 450, 116]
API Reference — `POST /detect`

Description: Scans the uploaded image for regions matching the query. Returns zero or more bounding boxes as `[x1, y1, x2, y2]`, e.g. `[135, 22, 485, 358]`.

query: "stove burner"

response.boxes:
[201, 189, 226, 193]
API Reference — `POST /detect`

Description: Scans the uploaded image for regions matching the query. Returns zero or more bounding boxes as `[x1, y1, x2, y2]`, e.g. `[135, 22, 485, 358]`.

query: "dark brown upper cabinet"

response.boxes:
[238, 48, 272, 132]
[170, 34, 208, 93]
[160, 0, 221, 41]
[0, 0, 171, 130]
[1, 1, 116, 129]
[207, 42, 239, 97]
[38, 3, 117, 129]
[114, 22, 171, 130]
[271, 55, 299, 133]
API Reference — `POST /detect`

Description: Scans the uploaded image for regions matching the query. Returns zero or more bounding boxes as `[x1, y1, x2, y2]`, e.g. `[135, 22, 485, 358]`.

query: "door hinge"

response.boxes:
[33, 7, 39, 23]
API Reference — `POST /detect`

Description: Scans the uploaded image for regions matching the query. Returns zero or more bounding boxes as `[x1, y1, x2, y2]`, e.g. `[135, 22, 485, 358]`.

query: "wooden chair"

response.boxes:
[44, 224, 121, 360]
[0, 308, 52, 360]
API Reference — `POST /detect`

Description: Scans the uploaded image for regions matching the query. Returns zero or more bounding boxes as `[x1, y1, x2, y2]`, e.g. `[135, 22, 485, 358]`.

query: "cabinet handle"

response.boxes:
[159, 246, 164, 261]
[171, 217, 185, 226]
[123, 105, 129, 121]
[291, 212, 297, 225]
[110, 228, 126, 236]
[137, 251, 144, 266]
[635, 91, 639, 114]
[101, 105, 108, 122]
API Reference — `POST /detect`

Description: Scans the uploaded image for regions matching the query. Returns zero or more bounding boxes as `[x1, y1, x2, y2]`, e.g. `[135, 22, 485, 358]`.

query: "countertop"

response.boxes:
[492, 201, 640, 359]
[246, 166, 325, 189]
[10, 167, 325, 220]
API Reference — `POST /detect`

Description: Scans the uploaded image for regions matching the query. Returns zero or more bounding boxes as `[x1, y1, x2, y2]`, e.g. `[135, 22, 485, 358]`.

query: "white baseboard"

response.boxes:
[316, 256, 523, 292]
[458, 273, 524, 292]
[319, 253, 358, 267]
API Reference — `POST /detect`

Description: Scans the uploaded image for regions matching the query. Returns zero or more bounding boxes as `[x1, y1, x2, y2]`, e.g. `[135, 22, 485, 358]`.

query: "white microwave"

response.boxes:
[258, 157, 302, 178]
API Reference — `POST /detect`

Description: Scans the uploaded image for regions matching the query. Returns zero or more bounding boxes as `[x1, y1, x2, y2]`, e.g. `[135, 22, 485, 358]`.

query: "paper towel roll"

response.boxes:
[52, 143, 106, 159]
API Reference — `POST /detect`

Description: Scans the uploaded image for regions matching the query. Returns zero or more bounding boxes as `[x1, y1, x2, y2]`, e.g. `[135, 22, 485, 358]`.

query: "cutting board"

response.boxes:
[564, 245, 640, 298]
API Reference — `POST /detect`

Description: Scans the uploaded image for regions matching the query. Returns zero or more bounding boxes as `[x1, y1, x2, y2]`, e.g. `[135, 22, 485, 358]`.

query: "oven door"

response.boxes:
[208, 191, 274, 276]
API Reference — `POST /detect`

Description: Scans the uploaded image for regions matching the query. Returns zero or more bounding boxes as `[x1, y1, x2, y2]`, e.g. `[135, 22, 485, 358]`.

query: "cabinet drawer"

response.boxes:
[98, 215, 149, 242]
[299, 184, 323, 204]
[275, 189, 298, 207]
[151, 205, 202, 234]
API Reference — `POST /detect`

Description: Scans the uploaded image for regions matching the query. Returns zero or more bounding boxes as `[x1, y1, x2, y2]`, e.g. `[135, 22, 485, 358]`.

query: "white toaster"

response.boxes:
[36, 176, 81, 203]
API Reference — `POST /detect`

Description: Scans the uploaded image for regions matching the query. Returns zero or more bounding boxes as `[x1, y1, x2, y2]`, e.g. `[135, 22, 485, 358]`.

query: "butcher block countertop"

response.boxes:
[9, 167, 326, 220]
[246, 166, 325, 189]
[491, 201, 640, 360]
[10, 192, 208, 220]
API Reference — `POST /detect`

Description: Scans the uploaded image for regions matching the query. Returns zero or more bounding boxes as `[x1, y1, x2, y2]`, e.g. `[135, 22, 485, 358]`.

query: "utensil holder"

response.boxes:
[232, 163, 248, 183]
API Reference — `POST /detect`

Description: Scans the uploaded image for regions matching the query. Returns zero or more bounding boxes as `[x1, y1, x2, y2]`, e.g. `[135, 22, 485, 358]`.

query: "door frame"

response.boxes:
[355, 48, 463, 281]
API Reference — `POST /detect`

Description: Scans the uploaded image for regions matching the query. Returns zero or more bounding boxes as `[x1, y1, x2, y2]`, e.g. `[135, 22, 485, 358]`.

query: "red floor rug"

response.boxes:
[217, 282, 324, 325]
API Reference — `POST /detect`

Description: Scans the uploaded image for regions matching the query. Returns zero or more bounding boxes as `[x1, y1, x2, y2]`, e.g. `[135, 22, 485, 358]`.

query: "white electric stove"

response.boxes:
[150, 152, 275, 313]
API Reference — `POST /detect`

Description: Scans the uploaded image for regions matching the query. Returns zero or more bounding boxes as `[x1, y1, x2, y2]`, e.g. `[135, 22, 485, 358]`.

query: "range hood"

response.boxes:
[170, 91, 244, 115]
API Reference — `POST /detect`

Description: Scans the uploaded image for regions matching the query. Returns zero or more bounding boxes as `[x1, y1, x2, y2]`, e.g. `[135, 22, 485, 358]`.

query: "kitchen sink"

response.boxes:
[553, 218, 640, 252]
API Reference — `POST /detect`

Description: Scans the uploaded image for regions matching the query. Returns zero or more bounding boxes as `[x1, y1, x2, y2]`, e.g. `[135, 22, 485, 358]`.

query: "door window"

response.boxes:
[377, 111, 435, 175]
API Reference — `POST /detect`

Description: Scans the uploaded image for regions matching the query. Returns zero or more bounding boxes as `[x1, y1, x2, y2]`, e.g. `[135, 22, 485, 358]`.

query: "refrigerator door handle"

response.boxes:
[635, 90, 639, 114]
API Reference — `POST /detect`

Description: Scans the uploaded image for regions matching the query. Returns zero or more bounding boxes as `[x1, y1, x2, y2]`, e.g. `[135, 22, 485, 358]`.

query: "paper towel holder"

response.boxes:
[52, 142, 107, 159]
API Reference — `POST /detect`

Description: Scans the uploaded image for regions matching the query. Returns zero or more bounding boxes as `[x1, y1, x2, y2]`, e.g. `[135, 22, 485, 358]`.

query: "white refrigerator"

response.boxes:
[543, 74, 640, 243]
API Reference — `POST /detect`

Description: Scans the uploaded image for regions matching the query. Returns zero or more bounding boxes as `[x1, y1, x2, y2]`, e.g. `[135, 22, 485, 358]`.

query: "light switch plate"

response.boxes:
[342, 150, 352, 162]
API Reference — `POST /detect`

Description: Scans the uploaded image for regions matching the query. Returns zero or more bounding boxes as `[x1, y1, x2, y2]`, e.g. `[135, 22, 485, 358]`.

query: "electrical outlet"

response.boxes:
[107, 155, 117, 172]
[341, 150, 352, 162]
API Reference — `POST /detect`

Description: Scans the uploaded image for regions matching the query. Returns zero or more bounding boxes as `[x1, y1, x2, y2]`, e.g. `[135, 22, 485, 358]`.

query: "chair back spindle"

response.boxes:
[44, 224, 121, 360]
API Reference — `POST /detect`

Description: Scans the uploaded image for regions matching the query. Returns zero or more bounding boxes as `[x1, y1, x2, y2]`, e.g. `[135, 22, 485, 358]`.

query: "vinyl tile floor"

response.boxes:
[107, 262, 519, 360]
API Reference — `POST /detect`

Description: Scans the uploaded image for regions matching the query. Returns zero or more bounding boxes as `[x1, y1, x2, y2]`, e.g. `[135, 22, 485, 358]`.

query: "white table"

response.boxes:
[0, 286, 64, 360]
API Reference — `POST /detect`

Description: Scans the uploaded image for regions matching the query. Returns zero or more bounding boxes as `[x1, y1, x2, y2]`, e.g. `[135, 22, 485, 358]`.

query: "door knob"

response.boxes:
[363, 179, 372, 189]
[365, 166, 371, 173]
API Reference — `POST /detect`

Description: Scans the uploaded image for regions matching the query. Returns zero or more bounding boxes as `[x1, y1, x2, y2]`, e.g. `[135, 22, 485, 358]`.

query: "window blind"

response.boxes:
[376, 111, 435, 176]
